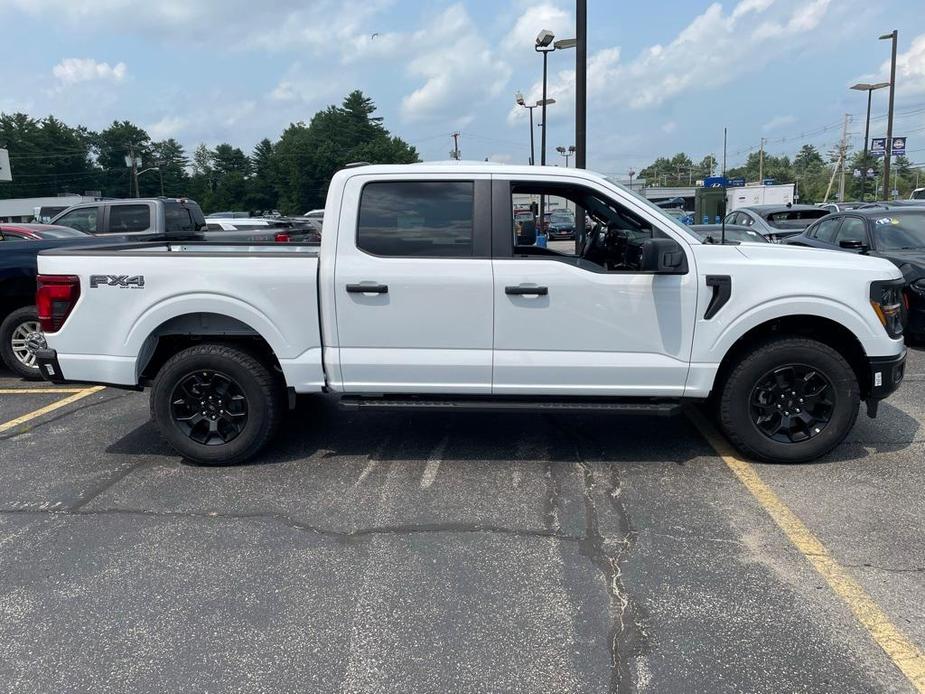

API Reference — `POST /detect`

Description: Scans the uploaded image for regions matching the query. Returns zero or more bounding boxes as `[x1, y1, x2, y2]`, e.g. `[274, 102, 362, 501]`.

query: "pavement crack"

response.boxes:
[0, 507, 583, 544]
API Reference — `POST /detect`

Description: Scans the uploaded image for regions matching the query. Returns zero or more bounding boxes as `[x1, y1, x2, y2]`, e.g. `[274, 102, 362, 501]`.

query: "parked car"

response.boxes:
[36, 163, 906, 466]
[787, 209, 925, 339]
[689, 224, 769, 244]
[0, 223, 89, 240]
[204, 218, 321, 243]
[663, 208, 695, 225]
[0, 233, 121, 378]
[545, 210, 576, 240]
[723, 204, 829, 242]
[911, 188, 925, 200]
[859, 200, 925, 210]
[817, 202, 865, 214]
[52, 198, 206, 236]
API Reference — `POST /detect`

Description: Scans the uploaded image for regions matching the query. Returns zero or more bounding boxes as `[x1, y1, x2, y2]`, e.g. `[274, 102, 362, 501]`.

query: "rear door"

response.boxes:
[102, 202, 155, 235]
[333, 174, 494, 393]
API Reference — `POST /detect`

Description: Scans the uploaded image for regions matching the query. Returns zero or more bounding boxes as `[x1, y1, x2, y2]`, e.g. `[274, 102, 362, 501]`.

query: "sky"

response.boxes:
[1, 0, 924, 178]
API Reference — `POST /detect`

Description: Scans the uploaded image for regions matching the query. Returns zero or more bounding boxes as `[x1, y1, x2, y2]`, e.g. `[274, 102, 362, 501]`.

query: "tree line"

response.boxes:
[0, 91, 419, 215]
[638, 145, 920, 203]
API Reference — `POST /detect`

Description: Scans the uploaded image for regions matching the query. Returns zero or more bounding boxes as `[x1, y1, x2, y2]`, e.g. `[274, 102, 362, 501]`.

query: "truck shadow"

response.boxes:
[105, 395, 920, 469]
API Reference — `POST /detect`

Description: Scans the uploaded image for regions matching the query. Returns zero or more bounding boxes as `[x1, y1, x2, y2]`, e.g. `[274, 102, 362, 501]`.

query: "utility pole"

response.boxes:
[824, 114, 850, 203]
[450, 132, 461, 161]
[880, 29, 898, 199]
[758, 138, 766, 183]
[837, 113, 850, 202]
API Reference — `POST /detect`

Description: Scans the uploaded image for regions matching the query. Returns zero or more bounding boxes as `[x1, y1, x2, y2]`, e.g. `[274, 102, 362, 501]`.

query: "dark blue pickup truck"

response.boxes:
[0, 234, 118, 378]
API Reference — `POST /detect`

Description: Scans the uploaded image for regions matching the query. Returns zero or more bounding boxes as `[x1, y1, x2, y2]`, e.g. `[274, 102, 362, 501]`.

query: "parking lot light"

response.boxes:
[534, 30, 576, 167]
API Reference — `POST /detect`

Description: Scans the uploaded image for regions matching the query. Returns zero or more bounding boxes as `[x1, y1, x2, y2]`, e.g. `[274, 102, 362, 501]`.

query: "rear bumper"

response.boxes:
[35, 348, 65, 384]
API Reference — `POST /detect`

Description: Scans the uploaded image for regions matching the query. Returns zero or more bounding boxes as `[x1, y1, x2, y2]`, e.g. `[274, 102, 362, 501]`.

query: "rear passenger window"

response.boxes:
[357, 181, 474, 257]
[109, 204, 151, 232]
[166, 204, 202, 232]
[813, 218, 841, 243]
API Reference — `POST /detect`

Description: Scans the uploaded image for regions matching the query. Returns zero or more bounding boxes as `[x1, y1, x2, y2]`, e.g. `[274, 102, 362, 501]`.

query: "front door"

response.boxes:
[491, 177, 698, 396]
[333, 175, 494, 393]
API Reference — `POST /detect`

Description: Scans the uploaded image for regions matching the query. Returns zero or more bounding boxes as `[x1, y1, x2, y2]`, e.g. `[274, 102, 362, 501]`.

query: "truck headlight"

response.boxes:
[870, 279, 905, 339]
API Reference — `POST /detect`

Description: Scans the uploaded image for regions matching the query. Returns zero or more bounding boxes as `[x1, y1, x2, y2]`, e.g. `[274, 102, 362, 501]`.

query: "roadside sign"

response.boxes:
[871, 138, 886, 158]
[703, 175, 727, 188]
[728, 177, 746, 187]
[0, 148, 11, 182]
[892, 137, 906, 155]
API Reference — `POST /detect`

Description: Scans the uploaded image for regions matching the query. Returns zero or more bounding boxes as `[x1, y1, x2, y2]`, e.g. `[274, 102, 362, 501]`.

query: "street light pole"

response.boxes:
[540, 49, 549, 166]
[575, 0, 587, 171]
[880, 29, 898, 200]
[535, 31, 576, 167]
[850, 82, 889, 201]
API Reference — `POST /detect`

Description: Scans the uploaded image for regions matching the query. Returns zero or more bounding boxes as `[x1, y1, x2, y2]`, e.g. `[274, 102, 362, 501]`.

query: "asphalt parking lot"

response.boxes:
[0, 350, 923, 693]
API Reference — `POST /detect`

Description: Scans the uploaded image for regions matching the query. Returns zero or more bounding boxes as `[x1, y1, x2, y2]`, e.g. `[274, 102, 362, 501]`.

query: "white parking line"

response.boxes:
[354, 436, 392, 488]
[420, 435, 448, 489]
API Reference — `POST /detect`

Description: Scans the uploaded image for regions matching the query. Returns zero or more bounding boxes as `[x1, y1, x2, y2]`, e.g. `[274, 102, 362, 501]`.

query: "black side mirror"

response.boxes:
[839, 240, 869, 251]
[640, 238, 688, 273]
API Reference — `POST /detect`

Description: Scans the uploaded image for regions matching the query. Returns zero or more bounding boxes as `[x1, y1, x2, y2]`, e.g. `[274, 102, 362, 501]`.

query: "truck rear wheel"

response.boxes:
[150, 343, 284, 465]
[718, 337, 859, 463]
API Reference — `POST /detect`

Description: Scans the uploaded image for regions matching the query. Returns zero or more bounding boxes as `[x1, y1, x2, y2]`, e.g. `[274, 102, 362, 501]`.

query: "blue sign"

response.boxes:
[871, 137, 886, 158]
[728, 177, 746, 187]
[762, 178, 776, 186]
[703, 176, 727, 188]
[892, 137, 906, 155]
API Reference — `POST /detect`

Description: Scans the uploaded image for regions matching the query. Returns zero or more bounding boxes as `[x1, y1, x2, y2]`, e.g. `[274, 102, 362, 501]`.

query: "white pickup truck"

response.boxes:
[34, 163, 907, 465]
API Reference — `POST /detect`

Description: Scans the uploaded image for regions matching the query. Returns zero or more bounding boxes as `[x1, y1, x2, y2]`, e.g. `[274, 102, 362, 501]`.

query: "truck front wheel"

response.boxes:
[719, 337, 860, 463]
[150, 343, 284, 465]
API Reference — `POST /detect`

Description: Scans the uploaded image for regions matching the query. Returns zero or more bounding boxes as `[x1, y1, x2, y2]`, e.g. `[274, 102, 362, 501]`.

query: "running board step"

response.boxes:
[340, 395, 682, 416]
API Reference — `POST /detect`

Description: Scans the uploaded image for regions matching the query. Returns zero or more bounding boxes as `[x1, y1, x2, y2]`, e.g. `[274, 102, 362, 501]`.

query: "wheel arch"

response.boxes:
[137, 311, 280, 384]
[712, 314, 871, 400]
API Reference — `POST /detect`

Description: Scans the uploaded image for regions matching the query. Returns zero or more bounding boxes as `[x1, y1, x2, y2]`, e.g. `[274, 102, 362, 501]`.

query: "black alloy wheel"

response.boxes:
[749, 364, 836, 444]
[170, 370, 249, 445]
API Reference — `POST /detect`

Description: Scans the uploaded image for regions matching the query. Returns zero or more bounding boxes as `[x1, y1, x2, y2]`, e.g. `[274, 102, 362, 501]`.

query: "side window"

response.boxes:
[108, 204, 151, 233]
[813, 217, 841, 243]
[357, 181, 473, 257]
[835, 217, 868, 245]
[739, 213, 754, 226]
[509, 182, 661, 272]
[725, 212, 739, 225]
[55, 207, 100, 233]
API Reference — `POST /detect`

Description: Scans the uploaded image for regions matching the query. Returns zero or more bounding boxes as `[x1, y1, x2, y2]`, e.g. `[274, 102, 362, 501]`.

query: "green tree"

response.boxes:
[149, 138, 189, 197]
[94, 120, 152, 197]
[271, 90, 418, 213]
[247, 138, 277, 213]
[0, 113, 98, 198]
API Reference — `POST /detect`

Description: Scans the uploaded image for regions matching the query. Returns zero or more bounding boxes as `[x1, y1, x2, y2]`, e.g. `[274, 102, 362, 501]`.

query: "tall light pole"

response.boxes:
[575, 0, 587, 171]
[516, 93, 555, 165]
[850, 82, 889, 201]
[556, 145, 576, 167]
[535, 30, 576, 166]
[880, 29, 898, 199]
[628, 169, 636, 191]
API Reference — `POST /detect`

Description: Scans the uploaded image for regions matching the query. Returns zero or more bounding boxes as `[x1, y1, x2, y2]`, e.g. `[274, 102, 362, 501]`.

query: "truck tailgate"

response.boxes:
[37, 250, 324, 392]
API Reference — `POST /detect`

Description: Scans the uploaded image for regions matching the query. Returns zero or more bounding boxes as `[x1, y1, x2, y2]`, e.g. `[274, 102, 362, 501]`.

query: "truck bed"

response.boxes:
[38, 241, 324, 392]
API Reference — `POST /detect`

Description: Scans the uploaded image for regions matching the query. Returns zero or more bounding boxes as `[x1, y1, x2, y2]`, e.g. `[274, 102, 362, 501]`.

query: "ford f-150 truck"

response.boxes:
[34, 163, 907, 465]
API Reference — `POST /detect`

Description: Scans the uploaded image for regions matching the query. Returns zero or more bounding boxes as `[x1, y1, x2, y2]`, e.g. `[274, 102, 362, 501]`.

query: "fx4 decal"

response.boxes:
[90, 274, 145, 289]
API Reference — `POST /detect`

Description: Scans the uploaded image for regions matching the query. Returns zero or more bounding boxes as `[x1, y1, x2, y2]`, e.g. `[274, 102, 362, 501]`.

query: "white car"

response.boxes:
[35, 163, 906, 465]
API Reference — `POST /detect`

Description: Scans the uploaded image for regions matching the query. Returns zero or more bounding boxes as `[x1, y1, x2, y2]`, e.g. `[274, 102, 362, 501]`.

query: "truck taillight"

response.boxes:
[36, 275, 81, 333]
[274, 232, 291, 243]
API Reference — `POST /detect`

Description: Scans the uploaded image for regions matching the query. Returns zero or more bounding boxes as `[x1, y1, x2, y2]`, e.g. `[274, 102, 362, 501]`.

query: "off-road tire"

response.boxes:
[150, 343, 284, 465]
[719, 337, 860, 463]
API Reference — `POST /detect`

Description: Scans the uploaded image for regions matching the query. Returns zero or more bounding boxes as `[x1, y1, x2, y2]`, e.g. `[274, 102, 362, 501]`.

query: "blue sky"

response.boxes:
[1, 0, 924, 177]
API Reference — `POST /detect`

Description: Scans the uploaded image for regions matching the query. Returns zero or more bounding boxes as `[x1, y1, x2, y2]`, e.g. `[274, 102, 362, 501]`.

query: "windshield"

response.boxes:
[871, 213, 925, 250]
[603, 175, 700, 241]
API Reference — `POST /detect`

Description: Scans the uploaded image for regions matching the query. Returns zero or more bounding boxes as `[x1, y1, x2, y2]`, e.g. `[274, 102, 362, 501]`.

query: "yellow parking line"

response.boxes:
[0, 386, 105, 434]
[688, 409, 925, 693]
[0, 388, 85, 394]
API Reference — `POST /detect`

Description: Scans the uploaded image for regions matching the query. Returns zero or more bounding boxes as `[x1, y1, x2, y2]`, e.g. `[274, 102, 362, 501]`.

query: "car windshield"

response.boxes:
[870, 213, 925, 250]
[603, 175, 700, 241]
[765, 209, 828, 228]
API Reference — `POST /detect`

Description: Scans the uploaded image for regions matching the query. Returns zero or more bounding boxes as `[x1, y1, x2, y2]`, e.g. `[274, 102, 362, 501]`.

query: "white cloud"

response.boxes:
[147, 115, 186, 140]
[52, 58, 127, 86]
[661, 121, 678, 134]
[397, 5, 512, 125]
[762, 114, 797, 132]
[501, 2, 572, 56]
[508, 0, 836, 125]
[889, 32, 925, 97]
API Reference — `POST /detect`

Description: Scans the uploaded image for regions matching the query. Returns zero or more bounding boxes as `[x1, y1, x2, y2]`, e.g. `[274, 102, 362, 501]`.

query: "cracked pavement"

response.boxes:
[0, 348, 923, 693]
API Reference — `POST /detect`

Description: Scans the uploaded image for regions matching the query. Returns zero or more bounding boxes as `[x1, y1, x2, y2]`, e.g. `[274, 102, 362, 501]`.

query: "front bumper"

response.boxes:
[35, 348, 65, 384]
[866, 351, 906, 416]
